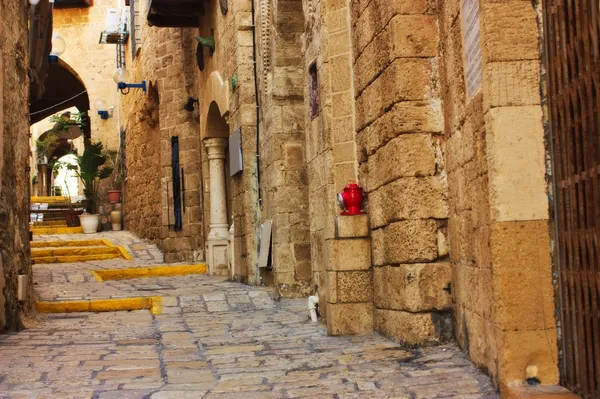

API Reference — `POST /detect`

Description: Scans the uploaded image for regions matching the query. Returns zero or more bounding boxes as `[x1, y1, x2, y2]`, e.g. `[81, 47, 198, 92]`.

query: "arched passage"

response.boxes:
[30, 59, 91, 142]
[203, 101, 232, 276]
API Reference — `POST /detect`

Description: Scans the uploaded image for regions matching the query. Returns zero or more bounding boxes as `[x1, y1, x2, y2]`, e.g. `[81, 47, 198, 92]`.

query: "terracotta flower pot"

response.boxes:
[107, 190, 121, 204]
[64, 210, 81, 227]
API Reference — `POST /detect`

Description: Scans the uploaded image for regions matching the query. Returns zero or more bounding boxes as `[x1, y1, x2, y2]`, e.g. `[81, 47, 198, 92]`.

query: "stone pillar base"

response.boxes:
[207, 239, 230, 276]
[325, 215, 373, 336]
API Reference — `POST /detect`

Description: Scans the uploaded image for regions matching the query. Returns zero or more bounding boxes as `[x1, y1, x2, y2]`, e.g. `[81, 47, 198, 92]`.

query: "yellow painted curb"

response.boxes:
[32, 221, 68, 227]
[31, 226, 84, 235]
[92, 264, 208, 282]
[36, 297, 162, 315]
[31, 196, 70, 204]
[116, 246, 134, 261]
[32, 247, 121, 258]
[31, 240, 110, 248]
[32, 253, 123, 264]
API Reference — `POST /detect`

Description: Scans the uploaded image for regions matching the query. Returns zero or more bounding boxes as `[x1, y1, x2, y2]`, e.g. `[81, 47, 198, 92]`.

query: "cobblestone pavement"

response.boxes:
[0, 232, 498, 398]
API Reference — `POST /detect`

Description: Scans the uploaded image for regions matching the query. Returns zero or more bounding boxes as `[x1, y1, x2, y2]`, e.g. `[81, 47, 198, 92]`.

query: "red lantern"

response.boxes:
[337, 183, 365, 216]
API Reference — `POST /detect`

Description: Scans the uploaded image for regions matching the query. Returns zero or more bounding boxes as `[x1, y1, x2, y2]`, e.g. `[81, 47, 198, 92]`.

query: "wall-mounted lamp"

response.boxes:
[29, 0, 40, 5]
[184, 97, 199, 112]
[113, 67, 147, 95]
[49, 33, 66, 63]
[94, 99, 113, 119]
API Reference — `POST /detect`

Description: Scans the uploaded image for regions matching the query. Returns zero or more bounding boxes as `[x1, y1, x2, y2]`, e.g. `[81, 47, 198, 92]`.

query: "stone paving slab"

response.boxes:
[0, 231, 499, 398]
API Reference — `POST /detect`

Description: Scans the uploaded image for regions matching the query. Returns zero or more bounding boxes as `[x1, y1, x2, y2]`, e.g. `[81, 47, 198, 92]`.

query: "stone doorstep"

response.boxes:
[502, 385, 581, 399]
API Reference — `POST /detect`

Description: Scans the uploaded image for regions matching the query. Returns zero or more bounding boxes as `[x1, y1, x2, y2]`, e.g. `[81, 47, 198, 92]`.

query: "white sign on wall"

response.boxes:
[461, 0, 483, 99]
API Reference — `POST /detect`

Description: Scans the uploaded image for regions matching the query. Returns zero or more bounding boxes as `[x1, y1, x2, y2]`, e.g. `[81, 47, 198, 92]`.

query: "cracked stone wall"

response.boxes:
[0, 0, 34, 331]
[350, 0, 452, 345]
[438, 0, 558, 389]
[121, 21, 205, 263]
[255, 0, 312, 296]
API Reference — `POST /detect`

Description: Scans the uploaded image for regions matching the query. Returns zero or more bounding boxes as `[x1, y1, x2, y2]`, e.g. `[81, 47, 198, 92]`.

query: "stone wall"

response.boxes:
[0, 0, 34, 330]
[438, 0, 558, 389]
[350, 0, 452, 344]
[121, 22, 204, 263]
[53, 1, 120, 150]
[255, 0, 312, 296]
[195, 0, 260, 279]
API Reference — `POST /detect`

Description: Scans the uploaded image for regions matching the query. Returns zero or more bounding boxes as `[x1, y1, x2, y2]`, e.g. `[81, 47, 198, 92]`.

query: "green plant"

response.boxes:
[35, 134, 59, 161]
[32, 176, 38, 185]
[63, 142, 113, 214]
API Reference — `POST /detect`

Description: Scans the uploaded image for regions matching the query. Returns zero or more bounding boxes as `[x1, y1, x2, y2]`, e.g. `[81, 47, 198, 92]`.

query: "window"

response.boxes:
[308, 62, 319, 119]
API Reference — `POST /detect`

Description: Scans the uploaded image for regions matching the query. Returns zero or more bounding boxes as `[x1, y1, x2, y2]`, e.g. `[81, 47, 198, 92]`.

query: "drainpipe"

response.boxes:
[308, 289, 319, 322]
[250, 0, 261, 207]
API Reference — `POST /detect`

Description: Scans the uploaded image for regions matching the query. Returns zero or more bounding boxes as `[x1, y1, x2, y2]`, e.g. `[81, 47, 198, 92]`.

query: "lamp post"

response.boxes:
[113, 67, 147, 95]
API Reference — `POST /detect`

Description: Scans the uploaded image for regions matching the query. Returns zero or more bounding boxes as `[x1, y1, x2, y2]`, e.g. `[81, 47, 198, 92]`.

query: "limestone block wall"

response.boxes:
[53, 1, 120, 150]
[255, 0, 311, 296]
[0, 0, 34, 330]
[438, 0, 558, 389]
[350, 0, 452, 345]
[122, 24, 204, 263]
[195, 0, 260, 281]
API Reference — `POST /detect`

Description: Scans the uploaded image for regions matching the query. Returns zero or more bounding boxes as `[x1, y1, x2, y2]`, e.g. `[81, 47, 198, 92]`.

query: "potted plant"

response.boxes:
[107, 177, 122, 204]
[64, 142, 113, 233]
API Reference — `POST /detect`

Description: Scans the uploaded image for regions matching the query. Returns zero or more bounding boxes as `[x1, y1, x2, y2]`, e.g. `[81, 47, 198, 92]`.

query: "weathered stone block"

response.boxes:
[491, 220, 555, 331]
[325, 238, 371, 271]
[336, 215, 369, 238]
[354, 14, 437, 93]
[496, 328, 559, 386]
[327, 302, 374, 335]
[375, 309, 452, 345]
[352, 0, 430, 57]
[483, 61, 541, 109]
[356, 59, 431, 129]
[368, 177, 448, 229]
[357, 101, 443, 160]
[372, 220, 438, 265]
[374, 263, 452, 312]
[328, 271, 373, 304]
[481, 1, 540, 62]
[486, 106, 548, 222]
[366, 134, 436, 192]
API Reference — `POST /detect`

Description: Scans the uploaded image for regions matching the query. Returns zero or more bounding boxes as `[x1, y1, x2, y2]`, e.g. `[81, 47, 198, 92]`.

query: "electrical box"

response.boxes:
[229, 128, 243, 176]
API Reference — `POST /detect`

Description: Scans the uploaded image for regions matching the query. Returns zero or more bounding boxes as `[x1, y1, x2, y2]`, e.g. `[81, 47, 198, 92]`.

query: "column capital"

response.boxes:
[204, 137, 228, 160]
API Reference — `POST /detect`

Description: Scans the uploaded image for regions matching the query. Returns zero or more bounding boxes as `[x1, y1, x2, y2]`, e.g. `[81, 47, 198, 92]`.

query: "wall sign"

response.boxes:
[461, 0, 483, 99]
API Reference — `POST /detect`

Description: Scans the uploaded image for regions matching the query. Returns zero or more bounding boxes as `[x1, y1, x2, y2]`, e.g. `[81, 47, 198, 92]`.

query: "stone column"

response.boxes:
[205, 138, 229, 240]
[204, 137, 230, 275]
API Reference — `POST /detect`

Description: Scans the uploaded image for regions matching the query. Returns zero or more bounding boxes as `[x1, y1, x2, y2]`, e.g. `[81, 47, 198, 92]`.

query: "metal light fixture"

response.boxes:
[29, 0, 40, 6]
[94, 99, 111, 119]
[49, 33, 66, 63]
[113, 67, 147, 95]
[184, 97, 199, 112]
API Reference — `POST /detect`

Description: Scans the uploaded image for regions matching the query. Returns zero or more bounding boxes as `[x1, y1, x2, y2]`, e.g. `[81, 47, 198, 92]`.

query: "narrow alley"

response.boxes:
[1, 231, 496, 398]
[1, 0, 598, 397]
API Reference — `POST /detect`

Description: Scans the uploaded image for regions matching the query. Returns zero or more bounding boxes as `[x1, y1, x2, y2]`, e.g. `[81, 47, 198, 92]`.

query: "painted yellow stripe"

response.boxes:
[32, 247, 121, 257]
[31, 240, 110, 248]
[31, 227, 84, 235]
[92, 264, 207, 282]
[32, 253, 123, 264]
[33, 221, 68, 227]
[31, 196, 70, 204]
[36, 297, 162, 315]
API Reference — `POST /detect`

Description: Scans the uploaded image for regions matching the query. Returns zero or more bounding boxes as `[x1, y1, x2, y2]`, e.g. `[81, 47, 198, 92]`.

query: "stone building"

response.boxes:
[116, 0, 562, 392]
[0, 0, 34, 330]
[5, 0, 597, 396]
